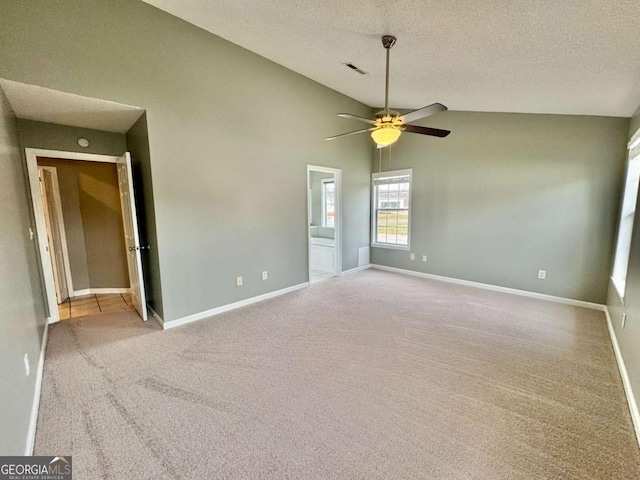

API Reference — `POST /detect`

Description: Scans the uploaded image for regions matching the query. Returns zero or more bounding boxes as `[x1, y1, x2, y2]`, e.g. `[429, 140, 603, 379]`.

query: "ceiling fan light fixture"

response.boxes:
[371, 126, 401, 146]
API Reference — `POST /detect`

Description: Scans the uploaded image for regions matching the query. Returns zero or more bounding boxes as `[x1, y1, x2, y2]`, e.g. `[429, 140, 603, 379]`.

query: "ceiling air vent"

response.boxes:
[344, 63, 367, 75]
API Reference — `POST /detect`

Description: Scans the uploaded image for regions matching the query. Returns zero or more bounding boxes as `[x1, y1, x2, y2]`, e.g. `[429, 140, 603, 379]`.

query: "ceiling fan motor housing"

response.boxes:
[382, 35, 397, 49]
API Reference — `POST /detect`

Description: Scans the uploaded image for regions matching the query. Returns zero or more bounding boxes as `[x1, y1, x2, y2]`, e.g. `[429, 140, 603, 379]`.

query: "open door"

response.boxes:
[39, 167, 70, 304]
[117, 152, 148, 321]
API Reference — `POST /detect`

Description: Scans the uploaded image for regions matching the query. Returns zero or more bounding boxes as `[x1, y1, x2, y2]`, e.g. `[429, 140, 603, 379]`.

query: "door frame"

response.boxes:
[306, 165, 342, 283]
[25, 148, 120, 323]
[38, 165, 74, 301]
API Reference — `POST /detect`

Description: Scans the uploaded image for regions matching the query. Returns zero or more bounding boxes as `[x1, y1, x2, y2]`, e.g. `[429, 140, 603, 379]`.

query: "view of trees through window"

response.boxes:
[373, 172, 411, 246]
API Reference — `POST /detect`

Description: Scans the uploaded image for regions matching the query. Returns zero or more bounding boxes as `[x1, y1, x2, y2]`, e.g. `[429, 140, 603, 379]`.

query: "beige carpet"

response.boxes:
[35, 269, 640, 479]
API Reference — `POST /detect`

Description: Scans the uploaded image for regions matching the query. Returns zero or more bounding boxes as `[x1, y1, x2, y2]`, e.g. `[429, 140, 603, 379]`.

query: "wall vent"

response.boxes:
[344, 63, 367, 75]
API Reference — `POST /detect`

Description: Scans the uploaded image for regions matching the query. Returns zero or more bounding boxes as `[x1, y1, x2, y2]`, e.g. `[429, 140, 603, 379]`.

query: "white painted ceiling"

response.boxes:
[0, 79, 144, 133]
[143, 0, 640, 117]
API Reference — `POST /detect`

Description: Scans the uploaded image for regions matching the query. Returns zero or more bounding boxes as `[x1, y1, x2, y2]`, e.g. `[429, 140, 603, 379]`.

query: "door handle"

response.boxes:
[129, 245, 149, 252]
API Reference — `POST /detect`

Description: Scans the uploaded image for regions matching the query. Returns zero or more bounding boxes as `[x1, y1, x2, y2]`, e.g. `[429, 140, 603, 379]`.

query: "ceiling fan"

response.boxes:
[326, 35, 450, 148]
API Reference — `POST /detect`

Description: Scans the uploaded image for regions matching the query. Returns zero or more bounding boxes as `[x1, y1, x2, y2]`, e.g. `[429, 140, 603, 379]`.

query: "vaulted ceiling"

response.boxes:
[143, 0, 640, 117]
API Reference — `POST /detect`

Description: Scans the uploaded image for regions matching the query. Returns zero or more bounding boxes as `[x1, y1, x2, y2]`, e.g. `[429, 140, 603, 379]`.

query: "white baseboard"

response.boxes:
[162, 282, 310, 330]
[25, 322, 49, 455]
[73, 288, 130, 297]
[370, 264, 605, 311]
[604, 307, 640, 448]
[147, 303, 164, 328]
[342, 264, 371, 276]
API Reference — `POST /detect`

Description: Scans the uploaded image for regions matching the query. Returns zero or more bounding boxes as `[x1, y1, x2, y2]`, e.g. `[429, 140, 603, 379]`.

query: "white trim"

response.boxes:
[25, 148, 122, 322]
[25, 323, 49, 456]
[26, 148, 120, 164]
[370, 264, 606, 311]
[73, 288, 131, 296]
[342, 264, 371, 276]
[611, 276, 626, 305]
[604, 307, 640, 448]
[38, 166, 75, 298]
[307, 165, 342, 283]
[162, 282, 309, 330]
[147, 303, 164, 328]
[48, 168, 75, 296]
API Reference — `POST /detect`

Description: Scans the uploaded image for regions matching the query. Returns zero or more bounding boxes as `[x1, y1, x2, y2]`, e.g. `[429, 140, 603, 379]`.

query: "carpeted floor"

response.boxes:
[35, 269, 640, 479]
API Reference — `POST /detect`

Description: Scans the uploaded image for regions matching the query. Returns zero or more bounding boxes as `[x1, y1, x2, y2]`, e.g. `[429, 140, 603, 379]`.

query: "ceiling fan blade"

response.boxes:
[399, 103, 447, 125]
[337, 113, 376, 125]
[325, 127, 374, 141]
[402, 124, 450, 138]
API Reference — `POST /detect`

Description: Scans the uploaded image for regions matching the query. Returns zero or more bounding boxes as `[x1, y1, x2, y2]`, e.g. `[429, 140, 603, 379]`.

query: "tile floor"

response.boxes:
[57, 293, 134, 320]
[310, 268, 335, 283]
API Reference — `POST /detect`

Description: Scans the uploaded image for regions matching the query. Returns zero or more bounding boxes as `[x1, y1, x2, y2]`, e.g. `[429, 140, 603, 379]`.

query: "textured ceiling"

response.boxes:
[143, 0, 640, 117]
[0, 80, 144, 133]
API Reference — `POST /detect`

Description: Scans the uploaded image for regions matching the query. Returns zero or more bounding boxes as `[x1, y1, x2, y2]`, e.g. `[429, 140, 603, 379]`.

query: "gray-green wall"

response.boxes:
[371, 111, 629, 304]
[16, 120, 127, 157]
[0, 87, 47, 455]
[0, 0, 372, 322]
[607, 104, 640, 417]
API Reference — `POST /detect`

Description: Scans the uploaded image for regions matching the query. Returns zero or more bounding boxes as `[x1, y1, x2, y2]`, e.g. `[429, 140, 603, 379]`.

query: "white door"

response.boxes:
[117, 153, 148, 321]
[39, 167, 69, 304]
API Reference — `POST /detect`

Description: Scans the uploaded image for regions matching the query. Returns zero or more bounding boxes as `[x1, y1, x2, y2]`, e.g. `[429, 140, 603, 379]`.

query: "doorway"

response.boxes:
[307, 165, 342, 284]
[26, 148, 148, 323]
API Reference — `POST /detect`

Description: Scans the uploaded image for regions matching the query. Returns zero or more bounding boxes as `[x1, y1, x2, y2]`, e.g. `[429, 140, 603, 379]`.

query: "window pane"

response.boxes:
[373, 171, 411, 247]
[612, 154, 640, 295]
[322, 181, 335, 228]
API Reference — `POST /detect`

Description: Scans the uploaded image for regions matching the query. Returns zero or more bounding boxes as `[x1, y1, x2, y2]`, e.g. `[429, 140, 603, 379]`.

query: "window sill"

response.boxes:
[611, 276, 626, 305]
[371, 243, 410, 251]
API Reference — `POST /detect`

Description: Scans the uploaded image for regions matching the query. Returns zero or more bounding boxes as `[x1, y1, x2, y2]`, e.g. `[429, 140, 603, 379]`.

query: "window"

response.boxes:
[322, 179, 335, 228]
[372, 169, 412, 249]
[612, 139, 640, 299]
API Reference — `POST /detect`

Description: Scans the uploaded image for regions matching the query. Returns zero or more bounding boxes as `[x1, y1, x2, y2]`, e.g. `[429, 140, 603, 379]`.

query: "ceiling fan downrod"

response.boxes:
[382, 35, 396, 113]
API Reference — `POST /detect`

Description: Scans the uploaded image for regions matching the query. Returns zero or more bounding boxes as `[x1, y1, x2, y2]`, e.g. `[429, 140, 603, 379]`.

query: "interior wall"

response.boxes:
[16, 120, 127, 156]
[0, 87, 47, 455]
[309, 170, 335, 239]
[607, 103, 640, 416]
[371, 110, 629, 304]
[36, 158, 129, 290]
[0, 0, 372, 322]
[126, 113, 163, 317]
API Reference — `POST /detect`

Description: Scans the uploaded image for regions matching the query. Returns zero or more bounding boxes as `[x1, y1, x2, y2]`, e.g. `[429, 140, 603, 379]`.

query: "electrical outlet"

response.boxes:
[622, 313, 627, 329]
[24, 354, 30, 376]
[422, 255, 427, 262]
[236, 276, 243, 287]
[410, 253, 415, 260]
[538, 270, 546, 280]
[262, 271, 268, 280]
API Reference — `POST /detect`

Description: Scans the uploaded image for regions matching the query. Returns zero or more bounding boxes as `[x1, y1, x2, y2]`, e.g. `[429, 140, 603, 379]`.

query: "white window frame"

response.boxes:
[321, 178, 335, 228]
[612, 130, 640, 302]
[371, 168, 412, 250]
